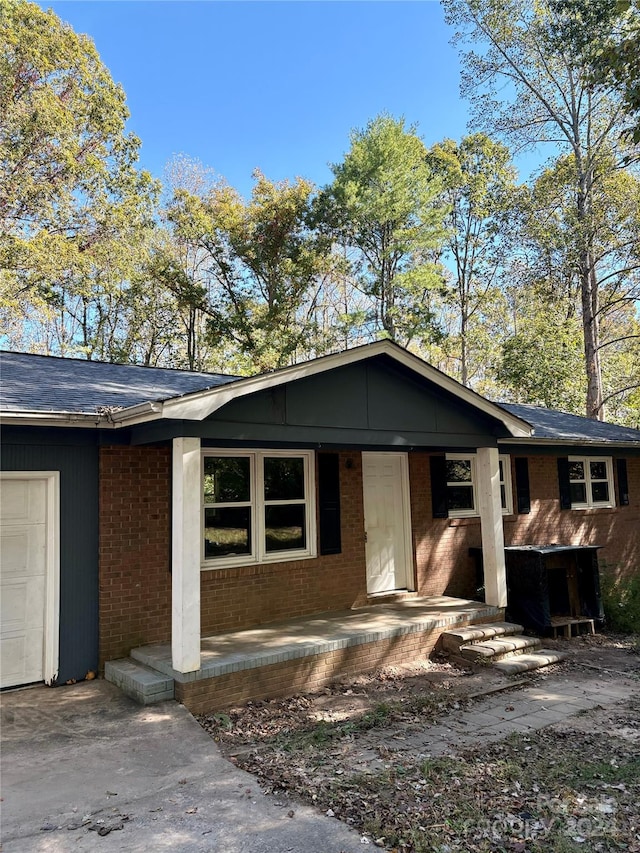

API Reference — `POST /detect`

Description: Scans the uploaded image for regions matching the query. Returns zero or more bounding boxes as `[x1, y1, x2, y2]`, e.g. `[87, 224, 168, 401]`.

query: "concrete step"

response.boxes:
[460, 634, 541, 662]
[491, 649, 567, 676]
[440, 621, 524, 655]
[105, 658, 175, 705]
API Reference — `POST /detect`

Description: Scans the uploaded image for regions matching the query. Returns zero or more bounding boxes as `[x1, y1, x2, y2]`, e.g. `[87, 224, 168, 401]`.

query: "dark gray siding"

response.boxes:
[1, 428, 99, 684]
[131, 357, 508, 448]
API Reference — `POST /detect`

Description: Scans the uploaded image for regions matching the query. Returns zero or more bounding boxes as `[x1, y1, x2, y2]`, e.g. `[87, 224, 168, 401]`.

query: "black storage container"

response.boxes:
[471, 544, 605, 635]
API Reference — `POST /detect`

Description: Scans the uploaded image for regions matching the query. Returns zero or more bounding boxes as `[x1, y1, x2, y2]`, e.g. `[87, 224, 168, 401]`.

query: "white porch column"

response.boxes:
[476, 447, 507, 608]
[172, 437, 201, 673]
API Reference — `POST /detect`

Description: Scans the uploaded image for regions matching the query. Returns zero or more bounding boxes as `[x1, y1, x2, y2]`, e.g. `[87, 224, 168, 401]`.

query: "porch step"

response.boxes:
[361, 590, 420, 607]
[440, 621, 566, 675]
[491, 650, 567, 675]
[440, 622, 524, 655]
[459, 634, 542, 662]
[105, 658, 175, 705]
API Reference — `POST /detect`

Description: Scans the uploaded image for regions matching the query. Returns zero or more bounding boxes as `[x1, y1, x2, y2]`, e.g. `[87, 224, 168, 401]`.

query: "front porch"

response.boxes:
[106, 596, 502, 713]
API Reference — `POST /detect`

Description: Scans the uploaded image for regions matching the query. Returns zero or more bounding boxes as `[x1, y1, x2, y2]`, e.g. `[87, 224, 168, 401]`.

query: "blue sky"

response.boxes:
[43, 1, 477, 196]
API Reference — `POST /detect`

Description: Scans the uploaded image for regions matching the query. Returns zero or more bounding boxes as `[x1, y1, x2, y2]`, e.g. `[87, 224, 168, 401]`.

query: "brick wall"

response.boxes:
[409, 453, 483, 601]
[409, 452, 640, 596]
[98, 447, 369, 665]
[201, 451, 368, 633]
[504, 454, 640, 580]
[99, 445, 172, 665]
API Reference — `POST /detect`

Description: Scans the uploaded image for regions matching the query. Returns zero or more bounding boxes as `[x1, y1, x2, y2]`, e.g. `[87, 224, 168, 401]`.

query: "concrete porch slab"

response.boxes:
[129, 596, 501, 684]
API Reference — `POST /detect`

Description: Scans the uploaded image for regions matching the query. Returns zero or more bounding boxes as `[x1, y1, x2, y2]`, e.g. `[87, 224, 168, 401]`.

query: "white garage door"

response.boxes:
[0, 474, 59, 689]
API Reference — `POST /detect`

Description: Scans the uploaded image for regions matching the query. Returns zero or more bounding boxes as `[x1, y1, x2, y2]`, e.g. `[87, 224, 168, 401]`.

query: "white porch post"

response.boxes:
[172, 437, 201, 673]
[476, 447, 507, 608]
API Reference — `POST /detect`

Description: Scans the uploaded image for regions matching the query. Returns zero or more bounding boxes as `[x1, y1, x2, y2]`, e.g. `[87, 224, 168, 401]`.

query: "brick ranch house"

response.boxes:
[1, 341, 638, 709]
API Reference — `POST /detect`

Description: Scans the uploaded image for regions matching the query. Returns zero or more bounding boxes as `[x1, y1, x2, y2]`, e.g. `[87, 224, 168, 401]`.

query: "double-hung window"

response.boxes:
[445, 453, 513, 517]
[568, 457, 615, 509]
[202, 450, 316, 567]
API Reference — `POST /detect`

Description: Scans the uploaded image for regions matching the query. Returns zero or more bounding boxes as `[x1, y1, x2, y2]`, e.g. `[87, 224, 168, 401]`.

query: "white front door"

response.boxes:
[0, 474, 59, 688]
[362, 453, 412, 595]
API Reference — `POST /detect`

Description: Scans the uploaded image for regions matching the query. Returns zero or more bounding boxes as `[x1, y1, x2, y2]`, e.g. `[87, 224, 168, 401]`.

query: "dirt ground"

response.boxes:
[198, 634, 640, 853]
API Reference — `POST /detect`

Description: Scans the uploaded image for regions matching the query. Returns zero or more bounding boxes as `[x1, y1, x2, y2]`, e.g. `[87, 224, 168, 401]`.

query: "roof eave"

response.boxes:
[0, 410, 109, 428]
[499, 436, 640, 449]
[1, 400, 166, 429]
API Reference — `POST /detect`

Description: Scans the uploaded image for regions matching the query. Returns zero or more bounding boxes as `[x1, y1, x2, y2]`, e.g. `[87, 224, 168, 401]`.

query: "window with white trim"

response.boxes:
[445, 453, 513, 517]
[202, 450, 316, 567]
[568, 456, 615, 509]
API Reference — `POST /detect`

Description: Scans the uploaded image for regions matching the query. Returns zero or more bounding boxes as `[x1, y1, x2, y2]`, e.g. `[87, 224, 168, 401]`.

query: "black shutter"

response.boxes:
[557, 457, 572, 509]
[616, 458, 630, 506]
[515, 457, 531, 514]
[318, 453, 342, 555]
[430, 455, 449, 519]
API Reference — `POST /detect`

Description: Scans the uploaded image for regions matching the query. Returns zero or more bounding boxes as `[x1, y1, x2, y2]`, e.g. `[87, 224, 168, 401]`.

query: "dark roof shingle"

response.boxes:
[499, 402, 640, 444]
[0, 351, 239, 413]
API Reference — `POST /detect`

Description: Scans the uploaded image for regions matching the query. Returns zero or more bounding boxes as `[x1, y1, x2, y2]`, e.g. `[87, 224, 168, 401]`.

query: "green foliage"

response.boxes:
[494, 151, 640, 420]
[320, 114, 447, 347]
[600, 566, 640, 633]
[157, 170, 339, 372]
[443, 0, 640, 419]
[498, 316, 585, 411]
[0, 0, 159, 357]
[428, 133, 519, 386]
[550, 0, 640, 143]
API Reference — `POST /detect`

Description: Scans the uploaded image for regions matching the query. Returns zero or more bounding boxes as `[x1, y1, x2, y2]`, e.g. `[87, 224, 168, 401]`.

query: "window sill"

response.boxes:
[568, 505, 617, 513]
[201, 550, 317, 572]
[448, 516, 481, 527]
[448, 511, 514, 525]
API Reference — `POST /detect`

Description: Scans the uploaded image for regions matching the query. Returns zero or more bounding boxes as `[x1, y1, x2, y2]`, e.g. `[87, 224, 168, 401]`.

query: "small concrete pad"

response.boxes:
[105, 658, 174, 704]
[490, 649, 567, 675]
[460, 635, 541, 661]
[440, 621, 524, 654]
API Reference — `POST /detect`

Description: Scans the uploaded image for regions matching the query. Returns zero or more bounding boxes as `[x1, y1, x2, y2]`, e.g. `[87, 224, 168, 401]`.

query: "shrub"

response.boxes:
[600, 566, 640, 634]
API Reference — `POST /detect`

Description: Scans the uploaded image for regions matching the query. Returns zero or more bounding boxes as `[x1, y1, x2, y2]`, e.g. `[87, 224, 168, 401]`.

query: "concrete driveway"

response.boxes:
[1, 680, 363, 852]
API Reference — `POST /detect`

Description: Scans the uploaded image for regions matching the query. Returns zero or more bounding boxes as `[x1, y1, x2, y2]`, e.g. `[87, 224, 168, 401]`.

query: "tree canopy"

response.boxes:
[428, 133, 518, 387]
[319, 115, 447, 348]
[2, 0, 639, 426]
[156, 171, 339, 372]
[443, 0, 640, 419]
[0, 0, 158, 356]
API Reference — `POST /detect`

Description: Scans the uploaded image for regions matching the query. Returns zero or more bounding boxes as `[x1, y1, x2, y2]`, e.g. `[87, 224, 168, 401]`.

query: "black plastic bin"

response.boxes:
[471, 544, 605, 635]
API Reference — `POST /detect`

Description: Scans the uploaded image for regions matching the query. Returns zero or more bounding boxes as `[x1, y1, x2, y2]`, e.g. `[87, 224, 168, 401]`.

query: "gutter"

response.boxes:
[0, 410, 109, 428]
[1, 401, 164, 430]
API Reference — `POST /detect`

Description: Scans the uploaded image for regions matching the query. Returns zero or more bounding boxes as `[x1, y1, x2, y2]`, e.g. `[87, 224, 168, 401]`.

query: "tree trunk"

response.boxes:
[580, 255, 604, 419]
[576, 169, 604, 420]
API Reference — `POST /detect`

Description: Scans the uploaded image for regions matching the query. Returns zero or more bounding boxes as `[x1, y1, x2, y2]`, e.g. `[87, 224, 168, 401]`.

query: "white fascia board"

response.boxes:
[0, 410, 108, 428]
[379, 345, 533, 438]
[160, 345, 387, 421]
[159, 341, 534, 438]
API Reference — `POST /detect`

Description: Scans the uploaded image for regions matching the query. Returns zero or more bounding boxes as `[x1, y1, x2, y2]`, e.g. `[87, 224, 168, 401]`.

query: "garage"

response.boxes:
[0, 473, 59, 689]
